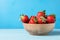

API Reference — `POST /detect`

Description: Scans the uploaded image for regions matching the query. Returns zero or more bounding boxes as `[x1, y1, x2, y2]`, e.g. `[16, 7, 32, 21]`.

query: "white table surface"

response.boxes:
[0, 29, 60, 40]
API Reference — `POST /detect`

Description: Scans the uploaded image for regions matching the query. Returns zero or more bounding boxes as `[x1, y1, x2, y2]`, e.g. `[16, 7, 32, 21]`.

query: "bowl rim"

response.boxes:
[23, 23, 55, 25]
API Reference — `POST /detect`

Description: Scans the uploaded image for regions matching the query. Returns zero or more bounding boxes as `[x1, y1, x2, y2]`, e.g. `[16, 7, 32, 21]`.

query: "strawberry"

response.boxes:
[29, 16, 38, 24]
[37, 16, 46, 24]
[49, 14, 56, 18]
[47, 14, 56, 23]
[20, 14, 29, 23]
[30, 16, 35, 20]
[36, 10, 46, 18]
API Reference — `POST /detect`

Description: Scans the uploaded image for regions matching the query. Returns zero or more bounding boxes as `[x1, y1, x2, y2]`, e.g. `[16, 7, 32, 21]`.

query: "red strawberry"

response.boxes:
[47, 14, 56, 23]
[37, 16, 46, 24]
[30, 16, 35, 20]
[49, 14, 56, 18]
[36, 10, 46, 18]
[20, 14, 29, 23]
[29, 16, 37, 24]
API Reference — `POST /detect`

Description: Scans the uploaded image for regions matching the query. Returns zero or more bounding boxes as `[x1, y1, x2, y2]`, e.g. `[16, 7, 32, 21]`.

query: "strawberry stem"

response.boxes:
[42, 10, 46, 14]
[43, 10, 46, 13]
[34, 17, 37, 22]
[20, 14, 25, 20]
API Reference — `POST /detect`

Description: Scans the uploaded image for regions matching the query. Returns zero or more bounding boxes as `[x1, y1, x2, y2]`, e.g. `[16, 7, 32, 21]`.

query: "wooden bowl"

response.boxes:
[23, 23, 55, 35]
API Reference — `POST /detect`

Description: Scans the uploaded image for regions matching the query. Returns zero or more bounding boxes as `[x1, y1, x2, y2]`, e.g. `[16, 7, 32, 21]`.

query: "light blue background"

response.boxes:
[0, 0, 60, 29]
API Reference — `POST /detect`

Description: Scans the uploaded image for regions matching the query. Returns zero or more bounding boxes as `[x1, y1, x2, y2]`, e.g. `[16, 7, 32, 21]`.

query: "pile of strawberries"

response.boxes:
[20, 10, 56, 24]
